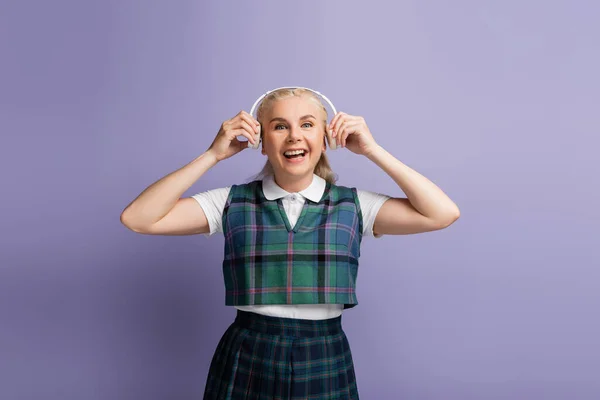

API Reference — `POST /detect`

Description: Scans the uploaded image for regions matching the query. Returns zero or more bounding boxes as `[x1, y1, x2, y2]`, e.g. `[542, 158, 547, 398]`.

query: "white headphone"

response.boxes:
[247, 86, 339, 150]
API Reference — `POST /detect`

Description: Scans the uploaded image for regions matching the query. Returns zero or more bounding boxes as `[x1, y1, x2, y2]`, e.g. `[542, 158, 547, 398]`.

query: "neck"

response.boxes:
[273, 172, 314, 193]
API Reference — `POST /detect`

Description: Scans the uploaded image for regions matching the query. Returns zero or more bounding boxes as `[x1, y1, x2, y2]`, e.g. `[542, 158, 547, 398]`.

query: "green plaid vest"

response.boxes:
[221, 179, 363, 309]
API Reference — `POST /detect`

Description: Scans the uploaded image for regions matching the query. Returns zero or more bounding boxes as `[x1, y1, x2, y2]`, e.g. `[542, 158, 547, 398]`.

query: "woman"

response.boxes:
[120, 87, 460, 399]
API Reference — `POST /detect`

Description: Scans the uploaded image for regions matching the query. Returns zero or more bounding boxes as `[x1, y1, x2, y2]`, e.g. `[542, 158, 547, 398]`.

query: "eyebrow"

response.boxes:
[269, 115, 317, 123]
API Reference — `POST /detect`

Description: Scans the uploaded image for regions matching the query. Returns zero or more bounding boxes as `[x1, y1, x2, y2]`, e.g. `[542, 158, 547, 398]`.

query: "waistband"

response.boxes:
[233, 310, 343, 338]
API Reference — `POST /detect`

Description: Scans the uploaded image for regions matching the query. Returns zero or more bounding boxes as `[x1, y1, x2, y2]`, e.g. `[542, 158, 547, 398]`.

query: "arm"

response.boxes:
[366, 145, 460, 235]
[330, 112, 460, 236]
[120, 151, 218, 235]
[120, 110, 260, 235]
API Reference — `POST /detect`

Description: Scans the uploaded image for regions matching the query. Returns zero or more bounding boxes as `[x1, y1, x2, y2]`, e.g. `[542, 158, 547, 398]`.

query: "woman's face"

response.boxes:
[261, 96, 327, 181]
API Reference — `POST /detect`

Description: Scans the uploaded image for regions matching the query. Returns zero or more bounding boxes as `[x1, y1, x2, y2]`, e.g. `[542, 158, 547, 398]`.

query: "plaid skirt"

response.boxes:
[203, 310, 359, 399]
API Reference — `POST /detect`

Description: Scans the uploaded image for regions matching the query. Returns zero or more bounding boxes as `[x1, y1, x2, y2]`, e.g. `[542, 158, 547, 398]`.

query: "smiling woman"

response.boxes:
[120, 86, 460, 399]
[253, 88, 338, 189]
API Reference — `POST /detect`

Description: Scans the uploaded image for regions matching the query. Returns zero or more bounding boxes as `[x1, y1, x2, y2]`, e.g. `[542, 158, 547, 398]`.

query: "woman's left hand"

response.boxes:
[329, 112, 379, 156]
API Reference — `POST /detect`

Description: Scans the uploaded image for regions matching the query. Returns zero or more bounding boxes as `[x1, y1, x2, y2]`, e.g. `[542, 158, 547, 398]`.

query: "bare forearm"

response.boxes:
[120, 151, 218, 227]
[366, 145, 460, 221]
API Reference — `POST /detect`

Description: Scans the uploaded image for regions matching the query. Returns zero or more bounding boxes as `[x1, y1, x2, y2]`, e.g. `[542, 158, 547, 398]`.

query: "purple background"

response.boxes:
[2, 0, 598, 398]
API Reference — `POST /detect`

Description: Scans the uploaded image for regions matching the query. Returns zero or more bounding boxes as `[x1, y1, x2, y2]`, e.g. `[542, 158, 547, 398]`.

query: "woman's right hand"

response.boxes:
[207, 111, 260, 162]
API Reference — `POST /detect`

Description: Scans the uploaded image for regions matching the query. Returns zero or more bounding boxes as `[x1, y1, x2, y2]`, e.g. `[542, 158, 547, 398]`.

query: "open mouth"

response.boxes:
[283, 149, 307, 160]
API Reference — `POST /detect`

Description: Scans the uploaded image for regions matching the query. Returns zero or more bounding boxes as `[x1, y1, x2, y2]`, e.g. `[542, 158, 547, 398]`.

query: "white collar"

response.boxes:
[262, 174, 326, 203]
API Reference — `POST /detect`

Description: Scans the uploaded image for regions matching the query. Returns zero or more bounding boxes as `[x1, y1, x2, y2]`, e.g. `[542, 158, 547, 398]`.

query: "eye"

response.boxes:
[274, 124, 287, 130]
[302, 122, 313, 128]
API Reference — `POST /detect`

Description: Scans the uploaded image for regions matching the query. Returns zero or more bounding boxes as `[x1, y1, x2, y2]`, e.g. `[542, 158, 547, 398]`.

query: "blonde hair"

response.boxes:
[252, 88, 338, 184]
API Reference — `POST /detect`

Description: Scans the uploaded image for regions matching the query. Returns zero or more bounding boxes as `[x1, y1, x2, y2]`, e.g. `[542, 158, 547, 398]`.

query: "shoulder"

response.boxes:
[356, 188, 392, 207]
[328, 182, 358, 198]
[228, 180, 262, 198]
[190, 182, 262, 209]
[326, 184, 362, 218]
[328, 183, 389, 206]
[191, 186, 231, 204]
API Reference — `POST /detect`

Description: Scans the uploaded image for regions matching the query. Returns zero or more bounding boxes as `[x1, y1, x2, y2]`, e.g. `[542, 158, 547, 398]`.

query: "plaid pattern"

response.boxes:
[221, 180, 363, 308]
[203, 310, 359, 399]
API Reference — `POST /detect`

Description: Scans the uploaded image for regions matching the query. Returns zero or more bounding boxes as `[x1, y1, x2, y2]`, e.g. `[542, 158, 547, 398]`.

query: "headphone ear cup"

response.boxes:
[247, 126, 261, 149]
[248, 137, 261, 149]
[326, 128, 338, 150]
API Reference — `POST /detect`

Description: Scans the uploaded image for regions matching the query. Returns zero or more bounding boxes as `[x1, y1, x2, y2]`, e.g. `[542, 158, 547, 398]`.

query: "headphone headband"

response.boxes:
[249, 86, 337, 118]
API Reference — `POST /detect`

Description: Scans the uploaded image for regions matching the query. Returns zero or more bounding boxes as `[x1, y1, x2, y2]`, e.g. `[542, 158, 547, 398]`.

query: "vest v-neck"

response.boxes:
[276, 198, 309, 233]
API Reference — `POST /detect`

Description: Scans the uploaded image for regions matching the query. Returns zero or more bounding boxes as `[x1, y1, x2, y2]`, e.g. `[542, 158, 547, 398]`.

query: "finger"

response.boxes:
[336, 121, 346, 147]
[331, 114, 345, 138]
[238, 120, 259, 143]
[325, 126, 335, 149]
[340, 126, 349, 148]
[331, 112, 347, 129]
[339, 122, 360, 147]
[328, 112, 338, 133]
[234, 111, 260, 128]
[337, 119, 349, 139]
[335, 117, 353, 139]
[239, 113, 260, 132]
[245, 110, 261, 127]
[328, 112, 339, 132]
[232, 137, 248, 154]
[238, 116, 260, 135]
[330, 112, 344, 134]
[229, 111, 245, 126]
[333, 113, 357, 138]
[342, 129, 353, 148]
[228, 128, 256, 145]
[233, 119, 258, 138]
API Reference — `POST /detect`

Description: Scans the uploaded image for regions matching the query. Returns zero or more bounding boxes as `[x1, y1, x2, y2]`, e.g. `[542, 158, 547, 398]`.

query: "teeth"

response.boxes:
[284, 150, 305, 156]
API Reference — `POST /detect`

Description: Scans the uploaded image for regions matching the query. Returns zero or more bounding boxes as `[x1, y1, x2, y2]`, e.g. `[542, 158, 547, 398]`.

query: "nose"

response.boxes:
[286, 124, 302, 143]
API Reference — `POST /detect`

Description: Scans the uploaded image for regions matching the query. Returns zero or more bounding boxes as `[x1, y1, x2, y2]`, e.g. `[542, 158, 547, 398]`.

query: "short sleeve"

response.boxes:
[356, 189, 391, 238]
[190, 187, 231, 237]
